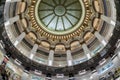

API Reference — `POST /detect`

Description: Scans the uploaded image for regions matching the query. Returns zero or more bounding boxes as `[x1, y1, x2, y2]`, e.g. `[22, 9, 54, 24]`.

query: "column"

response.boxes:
[4, 15, 19, 27]
[14, 32, 26, 46]
[6, 0, 21, 2]
[101, 15, 116, 26]
[82, 44, 91, 59]
[94, 31, 107, 46]
[66, 50, 73, 66]
[30, 44, 38, 59]
[4, 0, 21, 20]
[48, 50, 54, 66]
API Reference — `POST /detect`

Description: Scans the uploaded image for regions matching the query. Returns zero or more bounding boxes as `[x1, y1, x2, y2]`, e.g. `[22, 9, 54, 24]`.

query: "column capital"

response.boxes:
[94, 31, 107, 46]
[101, 15, 116, 26]
[14, 32, 26, 46]
[4, 15, 19, 27]
[66, 50, 71, 54]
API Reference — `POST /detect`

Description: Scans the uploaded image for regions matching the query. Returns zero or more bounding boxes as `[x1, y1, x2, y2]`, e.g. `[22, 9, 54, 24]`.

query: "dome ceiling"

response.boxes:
[35, 0, 84, 35]
[29, 0, 91, 39]
[3, 0, 116, 68]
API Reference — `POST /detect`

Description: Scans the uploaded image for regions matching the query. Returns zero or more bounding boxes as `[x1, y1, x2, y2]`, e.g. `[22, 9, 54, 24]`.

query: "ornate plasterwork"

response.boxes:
[29, 0, 92, 40]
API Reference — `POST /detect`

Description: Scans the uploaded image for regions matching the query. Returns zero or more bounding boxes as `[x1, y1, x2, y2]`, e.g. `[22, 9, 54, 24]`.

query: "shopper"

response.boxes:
[0, 64, 9, 80]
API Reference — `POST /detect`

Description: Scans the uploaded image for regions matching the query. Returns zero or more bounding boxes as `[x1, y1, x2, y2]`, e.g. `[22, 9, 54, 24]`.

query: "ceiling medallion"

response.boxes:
[29, 0, 92, 40]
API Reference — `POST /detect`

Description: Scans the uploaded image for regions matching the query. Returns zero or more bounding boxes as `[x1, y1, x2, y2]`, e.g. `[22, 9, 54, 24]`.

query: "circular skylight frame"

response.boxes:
[35, 0, 85, 35]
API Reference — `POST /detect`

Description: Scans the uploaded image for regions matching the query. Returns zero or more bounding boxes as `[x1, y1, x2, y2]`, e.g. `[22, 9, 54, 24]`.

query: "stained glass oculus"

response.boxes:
[35, 0, 85, 35]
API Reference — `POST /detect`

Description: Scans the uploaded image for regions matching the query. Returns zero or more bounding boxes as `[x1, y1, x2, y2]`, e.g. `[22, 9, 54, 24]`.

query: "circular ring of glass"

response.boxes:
[35, 0, 85, 35]
[29, 0, 91, 39]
